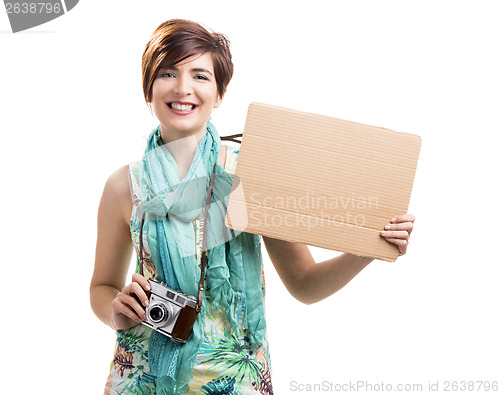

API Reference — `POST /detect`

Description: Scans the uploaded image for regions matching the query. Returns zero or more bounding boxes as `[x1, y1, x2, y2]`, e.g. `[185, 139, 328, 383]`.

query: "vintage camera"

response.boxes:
[142, 278, 199, 343]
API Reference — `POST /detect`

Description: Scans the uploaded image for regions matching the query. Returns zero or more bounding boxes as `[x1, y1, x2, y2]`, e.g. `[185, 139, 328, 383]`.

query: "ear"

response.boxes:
[214, 91, 225, 109]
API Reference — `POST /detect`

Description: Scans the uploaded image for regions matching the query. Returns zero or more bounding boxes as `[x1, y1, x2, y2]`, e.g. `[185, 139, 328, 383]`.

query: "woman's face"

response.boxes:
[151, 52, 222, 143]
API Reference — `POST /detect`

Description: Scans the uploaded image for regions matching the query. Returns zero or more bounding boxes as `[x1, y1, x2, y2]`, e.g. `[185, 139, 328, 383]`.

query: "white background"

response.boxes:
[1, 1, 499, 394]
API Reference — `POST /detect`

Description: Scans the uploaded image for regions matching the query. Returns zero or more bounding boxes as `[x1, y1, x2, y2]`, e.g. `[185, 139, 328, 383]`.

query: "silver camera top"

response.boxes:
[148, 278, 197, 309]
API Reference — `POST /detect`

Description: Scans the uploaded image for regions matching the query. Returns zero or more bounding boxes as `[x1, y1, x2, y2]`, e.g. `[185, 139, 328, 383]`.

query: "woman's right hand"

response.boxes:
[110, 273, 151, 331]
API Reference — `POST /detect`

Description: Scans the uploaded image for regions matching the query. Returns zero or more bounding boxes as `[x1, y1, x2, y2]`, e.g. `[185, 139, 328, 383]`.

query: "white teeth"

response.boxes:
[170, 103, 194, 111]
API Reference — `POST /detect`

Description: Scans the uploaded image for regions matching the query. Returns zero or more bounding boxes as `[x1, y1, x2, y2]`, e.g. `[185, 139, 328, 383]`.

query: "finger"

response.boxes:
[391, 214, 415, 224]
[130, 282, 150, 308]
[384, 222, 414, 234]
[380, 230, 409, 240]
[122, 293, 147, 320]
[112, 296, 144, 323]
[121, 306, 144, 323]
[132, 273, 152, 292]
[384, 238, 408, 255]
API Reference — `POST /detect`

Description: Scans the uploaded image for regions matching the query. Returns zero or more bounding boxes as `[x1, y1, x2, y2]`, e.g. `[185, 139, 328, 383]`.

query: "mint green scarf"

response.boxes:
[139, 123, 266, 394]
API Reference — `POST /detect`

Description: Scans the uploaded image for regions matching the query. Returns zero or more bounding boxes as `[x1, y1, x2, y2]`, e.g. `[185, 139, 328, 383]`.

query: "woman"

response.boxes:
[90, 19, 415, 394]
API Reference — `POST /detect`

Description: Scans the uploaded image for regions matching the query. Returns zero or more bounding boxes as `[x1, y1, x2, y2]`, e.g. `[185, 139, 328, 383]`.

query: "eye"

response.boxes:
[159, 71, 175, 78]
[195, 74, 209, 81]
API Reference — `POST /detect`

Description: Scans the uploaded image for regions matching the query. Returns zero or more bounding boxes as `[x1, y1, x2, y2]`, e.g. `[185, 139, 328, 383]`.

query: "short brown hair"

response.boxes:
[142, 19, 233, 103]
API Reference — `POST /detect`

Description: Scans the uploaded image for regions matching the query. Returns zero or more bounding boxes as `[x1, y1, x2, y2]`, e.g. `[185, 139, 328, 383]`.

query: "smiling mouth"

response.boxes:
[168, 102, 196, 112]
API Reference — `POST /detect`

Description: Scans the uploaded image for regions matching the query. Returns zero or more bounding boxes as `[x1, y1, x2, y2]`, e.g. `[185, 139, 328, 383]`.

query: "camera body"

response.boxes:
[142, 278, 199, 343]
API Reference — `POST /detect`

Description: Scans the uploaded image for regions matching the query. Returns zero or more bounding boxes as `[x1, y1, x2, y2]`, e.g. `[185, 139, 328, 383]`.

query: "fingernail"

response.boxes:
[144, 300, 149, 307]
[142, 315, 147, 321]
[391, 218, 396, 223]
[381, 231, 387, 235]
[385, 225, 391, 230]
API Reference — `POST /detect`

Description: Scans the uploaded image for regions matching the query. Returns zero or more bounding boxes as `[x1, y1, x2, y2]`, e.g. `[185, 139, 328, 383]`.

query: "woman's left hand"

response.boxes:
[380, 214, 415, 256]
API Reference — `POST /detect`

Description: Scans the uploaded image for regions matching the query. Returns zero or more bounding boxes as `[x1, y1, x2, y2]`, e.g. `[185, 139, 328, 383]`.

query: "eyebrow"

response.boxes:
[192, 68, 213, 76]
[164, 66, 214, 76]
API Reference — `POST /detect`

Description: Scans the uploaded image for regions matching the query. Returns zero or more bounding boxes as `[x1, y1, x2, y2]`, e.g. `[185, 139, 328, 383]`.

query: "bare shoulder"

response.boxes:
[106, 165, 130, 192]
[99, 165, 133, 226]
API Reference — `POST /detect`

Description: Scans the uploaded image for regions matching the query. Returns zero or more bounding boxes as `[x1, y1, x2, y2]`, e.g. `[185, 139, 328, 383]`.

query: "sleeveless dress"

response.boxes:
[104, 145, 274, 395]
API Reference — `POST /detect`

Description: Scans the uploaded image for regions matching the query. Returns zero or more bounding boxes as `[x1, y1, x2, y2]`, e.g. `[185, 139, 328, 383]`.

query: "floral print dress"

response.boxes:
[104, 145, 273, 395]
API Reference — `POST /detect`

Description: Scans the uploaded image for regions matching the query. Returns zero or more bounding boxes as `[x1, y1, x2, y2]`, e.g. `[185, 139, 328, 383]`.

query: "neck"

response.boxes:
[161, 126, 207, 181]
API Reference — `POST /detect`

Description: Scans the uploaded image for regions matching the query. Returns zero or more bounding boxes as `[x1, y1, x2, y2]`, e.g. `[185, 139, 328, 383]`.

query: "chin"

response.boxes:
[161, 123, 207, 140]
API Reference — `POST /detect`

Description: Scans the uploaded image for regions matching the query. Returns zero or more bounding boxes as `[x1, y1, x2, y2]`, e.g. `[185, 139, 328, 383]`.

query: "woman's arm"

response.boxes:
[89, 165, 150, 331]
[262, 237, 373, 304]
[263, 214, 415, 304]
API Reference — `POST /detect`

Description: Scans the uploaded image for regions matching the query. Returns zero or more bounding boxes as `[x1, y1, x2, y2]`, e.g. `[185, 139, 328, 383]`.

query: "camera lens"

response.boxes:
[149, 305, 168, 323]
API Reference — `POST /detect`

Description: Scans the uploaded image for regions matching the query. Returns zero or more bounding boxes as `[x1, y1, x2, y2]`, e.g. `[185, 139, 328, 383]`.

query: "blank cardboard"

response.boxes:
[225, 102, 422, 261]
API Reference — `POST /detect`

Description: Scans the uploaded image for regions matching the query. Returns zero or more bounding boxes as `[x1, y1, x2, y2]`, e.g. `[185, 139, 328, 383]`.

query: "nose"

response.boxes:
[174, 74, 193, 96]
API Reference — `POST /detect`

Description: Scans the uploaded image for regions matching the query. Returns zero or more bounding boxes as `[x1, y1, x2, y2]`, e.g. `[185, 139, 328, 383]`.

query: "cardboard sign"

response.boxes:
[225, 102, 422, 261]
